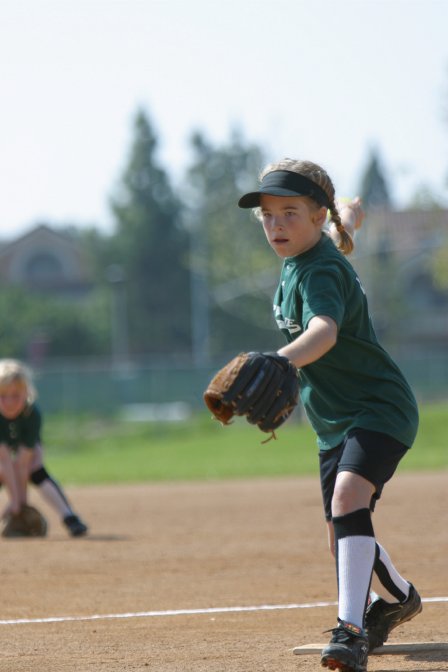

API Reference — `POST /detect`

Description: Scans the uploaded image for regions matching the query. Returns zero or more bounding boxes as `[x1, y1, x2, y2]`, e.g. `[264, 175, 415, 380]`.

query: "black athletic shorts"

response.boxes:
[319, 427, 409, 521]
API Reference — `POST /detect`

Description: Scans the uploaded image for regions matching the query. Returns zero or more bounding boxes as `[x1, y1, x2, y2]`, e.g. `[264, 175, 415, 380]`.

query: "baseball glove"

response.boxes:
[2, 504, 48, 538]
[204, 352, 299, 436]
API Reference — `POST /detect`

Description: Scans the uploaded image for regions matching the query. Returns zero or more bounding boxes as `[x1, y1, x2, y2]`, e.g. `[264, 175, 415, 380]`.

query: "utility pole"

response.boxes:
[106, 264, 131, 371]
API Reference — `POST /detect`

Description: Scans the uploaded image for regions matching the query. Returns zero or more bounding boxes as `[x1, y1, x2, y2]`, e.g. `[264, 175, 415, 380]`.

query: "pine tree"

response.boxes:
[110, 110, 190, 356]
[359, 148, 393, 210]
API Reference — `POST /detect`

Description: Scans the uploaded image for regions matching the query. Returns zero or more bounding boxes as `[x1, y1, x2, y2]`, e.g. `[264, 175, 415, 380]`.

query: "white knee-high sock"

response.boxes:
[333, 508, 376, 629]
[35, 478, 73, 519]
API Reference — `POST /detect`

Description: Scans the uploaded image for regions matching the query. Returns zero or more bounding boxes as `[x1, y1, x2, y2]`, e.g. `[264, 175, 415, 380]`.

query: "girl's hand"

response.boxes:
[337, 196, 365, 232]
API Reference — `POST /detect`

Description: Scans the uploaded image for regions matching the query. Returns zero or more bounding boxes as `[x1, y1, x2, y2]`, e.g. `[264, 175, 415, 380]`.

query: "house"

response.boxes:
[0, 224, 93, 298]
[351, 208, 448, 347]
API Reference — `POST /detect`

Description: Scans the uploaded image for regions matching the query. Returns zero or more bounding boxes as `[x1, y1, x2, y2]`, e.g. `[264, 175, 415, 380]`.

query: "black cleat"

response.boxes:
[365, 583, 422, 652]
[64, 514, 88, 537]
[321, 619, 369, 671]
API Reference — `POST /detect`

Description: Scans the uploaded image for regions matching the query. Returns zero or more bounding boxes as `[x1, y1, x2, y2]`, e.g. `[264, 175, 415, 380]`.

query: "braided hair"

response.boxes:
[260, 159, 354, 255]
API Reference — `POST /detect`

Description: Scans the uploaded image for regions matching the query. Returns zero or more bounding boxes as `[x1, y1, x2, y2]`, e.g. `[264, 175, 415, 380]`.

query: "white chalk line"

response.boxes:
[0, 597, 446, 626]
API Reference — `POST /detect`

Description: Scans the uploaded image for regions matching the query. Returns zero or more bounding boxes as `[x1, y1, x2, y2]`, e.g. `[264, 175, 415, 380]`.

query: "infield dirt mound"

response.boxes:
[0, 472, 446, 671]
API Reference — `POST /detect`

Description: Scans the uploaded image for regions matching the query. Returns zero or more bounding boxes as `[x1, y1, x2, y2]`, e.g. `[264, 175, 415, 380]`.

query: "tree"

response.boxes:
[431, 242, 448, 291]
[358, 147, 393, 210]
[184, 129, 282, 359]
[0, 286, 110, 361]
[407, 185, 444, 210]
[110, 110, 191, 356]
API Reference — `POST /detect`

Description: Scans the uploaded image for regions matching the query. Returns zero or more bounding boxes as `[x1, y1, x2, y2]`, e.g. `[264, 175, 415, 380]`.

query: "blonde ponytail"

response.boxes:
[328, 204, 354, 255]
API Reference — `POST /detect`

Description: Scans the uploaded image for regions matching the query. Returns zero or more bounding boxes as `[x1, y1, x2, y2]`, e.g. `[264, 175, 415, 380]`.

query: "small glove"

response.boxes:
[2, 504, 48, 538]
[204, 351, 299, 435]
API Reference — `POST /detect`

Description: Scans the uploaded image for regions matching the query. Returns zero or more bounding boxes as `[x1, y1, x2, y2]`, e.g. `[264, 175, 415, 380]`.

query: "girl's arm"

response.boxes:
[277, 315, 338, 368]
[14, 446, 34, 508]
[0, 444, 22, 515]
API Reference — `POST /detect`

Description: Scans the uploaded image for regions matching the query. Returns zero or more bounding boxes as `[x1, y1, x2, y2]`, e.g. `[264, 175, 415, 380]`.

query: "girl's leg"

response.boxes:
[321, 430, 420, 670]
[29, 445, 72, 518]
[371, 542, 410, 601]
[321, 472, 373, 671]
[365, 542, 422, 651]
[327, 467, 421, 660]
[29, 446, 88, 536]
[331, 470, 376, 630]
[328, 522, 413, 605]
[30, 465, 73, 519]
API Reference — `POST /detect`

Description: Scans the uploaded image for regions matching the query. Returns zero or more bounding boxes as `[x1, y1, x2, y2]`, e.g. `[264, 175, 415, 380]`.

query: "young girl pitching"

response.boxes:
[0, 359, 88, 537]
[238, 159, 421, 672]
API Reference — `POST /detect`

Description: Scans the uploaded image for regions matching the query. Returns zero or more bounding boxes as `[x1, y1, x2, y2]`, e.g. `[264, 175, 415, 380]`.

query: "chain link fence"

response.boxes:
[32, 349, 448, 418]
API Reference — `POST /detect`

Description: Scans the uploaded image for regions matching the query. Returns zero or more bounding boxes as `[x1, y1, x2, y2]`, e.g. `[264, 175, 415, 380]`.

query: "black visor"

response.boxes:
[238, 170, 330, 209]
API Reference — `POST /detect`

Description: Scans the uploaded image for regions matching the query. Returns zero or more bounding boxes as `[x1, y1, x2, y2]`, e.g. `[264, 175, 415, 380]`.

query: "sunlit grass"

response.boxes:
[43, 402, 448, 485]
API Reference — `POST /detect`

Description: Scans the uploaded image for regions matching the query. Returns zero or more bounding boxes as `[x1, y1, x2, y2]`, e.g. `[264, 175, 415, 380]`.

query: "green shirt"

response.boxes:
[273, 235, 419, 450]
[0, 404, 42, 450]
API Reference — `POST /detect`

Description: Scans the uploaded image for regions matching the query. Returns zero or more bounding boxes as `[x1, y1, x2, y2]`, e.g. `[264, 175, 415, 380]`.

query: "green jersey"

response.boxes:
[273, 234, 419, 450]
[0, 403, 41, 450]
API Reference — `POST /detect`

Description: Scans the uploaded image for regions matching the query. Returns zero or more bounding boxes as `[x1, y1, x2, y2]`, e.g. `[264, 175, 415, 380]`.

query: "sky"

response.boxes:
[1, 0, 447, 238]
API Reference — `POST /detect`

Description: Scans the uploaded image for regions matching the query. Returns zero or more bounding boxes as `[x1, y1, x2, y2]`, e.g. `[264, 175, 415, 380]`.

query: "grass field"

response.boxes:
[43, 401, 448, 485]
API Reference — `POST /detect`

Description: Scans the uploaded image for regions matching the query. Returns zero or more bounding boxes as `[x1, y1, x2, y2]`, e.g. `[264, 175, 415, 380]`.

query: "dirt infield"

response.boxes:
[0, 472, 446, 671]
